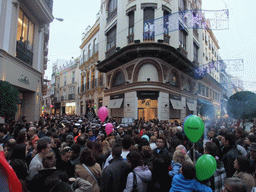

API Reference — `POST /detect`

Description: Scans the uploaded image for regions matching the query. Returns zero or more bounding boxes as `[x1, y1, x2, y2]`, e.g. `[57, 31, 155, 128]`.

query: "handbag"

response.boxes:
[132, 171, 138, 192]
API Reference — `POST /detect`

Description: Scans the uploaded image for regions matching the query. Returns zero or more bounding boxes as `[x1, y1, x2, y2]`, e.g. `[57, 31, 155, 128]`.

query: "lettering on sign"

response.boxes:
[18, 75, 30, 84]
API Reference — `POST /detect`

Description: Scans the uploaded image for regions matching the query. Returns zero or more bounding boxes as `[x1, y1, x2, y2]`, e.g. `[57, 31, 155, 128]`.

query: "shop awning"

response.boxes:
[187, 102, 197, 111]
[197, 98, 213, 106]
[170, 99, 185, 110]
[108, 98, 124, 109]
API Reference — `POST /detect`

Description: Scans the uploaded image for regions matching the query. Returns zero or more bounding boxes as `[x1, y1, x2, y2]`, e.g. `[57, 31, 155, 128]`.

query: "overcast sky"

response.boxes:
[45, 0, 256, 91]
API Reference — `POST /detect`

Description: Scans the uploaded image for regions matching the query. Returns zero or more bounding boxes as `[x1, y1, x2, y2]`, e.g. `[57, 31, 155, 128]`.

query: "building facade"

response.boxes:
[93, 0, 226, 122]
[78, 16, 104, 118]
[0, 0, 53, 122]
[53, 58, 80, 115]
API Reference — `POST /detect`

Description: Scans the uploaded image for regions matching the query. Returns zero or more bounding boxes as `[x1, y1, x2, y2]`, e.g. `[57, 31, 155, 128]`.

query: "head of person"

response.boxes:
[10, 144, 27, 160]
[77, 135, 86, 146]
[16, 130, 27, 144]
[9, 159, 28, 180]
[79, 148, 96, 166]
[37, 139, 51, 156]
[204, 141, 219, 157]
[112, 143, 122, 158]
[65, 135, 74, 146]
[127, 151, 143, 170]
[222, 178, 247, 192]
[222, 133, 237, 147]
[181, 161, 196, 180]
[175, 144, 187, 153]
[173, 150, 186, 164]
[122, 136, 133, 150]
[70, 144, 81, 159]
[60, 146, 73, 162]
[28, 127, 37, 137]
[234, 155, 251, 173]
[43, 152, 56, 168]
[0, 127, 7, 138]
[249, 142, 256, 160]
[52, 138, 61, 149]
[141, 145, 153, 159]
[156, 136, 166, 149]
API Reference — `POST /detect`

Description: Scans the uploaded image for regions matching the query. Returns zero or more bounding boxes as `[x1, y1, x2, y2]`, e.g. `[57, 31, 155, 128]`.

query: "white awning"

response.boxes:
[170, 99, 185, 110]
[187, 102, 197, 111]
[108, 98, 124, 109]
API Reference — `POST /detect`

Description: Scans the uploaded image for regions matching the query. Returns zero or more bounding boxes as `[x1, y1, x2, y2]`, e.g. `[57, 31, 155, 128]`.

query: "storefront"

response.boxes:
[66, 102, 76, 115]
[186, 98, 197, 116]
[169, 94, 184, 122]
[137, 91, 159, 121]
[197, 98, 215, 119]
[109, 94, 124, 119]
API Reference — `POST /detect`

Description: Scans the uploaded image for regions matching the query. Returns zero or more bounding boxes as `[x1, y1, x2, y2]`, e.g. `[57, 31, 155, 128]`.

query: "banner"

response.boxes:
[144, 9, 229, 37]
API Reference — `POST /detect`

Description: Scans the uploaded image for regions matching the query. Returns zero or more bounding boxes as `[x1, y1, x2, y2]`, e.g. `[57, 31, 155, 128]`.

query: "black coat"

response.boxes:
[100, 157, 130, 192]
[56, 158, 75, 178]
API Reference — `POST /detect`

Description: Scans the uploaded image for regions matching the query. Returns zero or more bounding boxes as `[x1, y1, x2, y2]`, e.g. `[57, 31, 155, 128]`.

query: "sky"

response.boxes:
[45, 0, 256, 91]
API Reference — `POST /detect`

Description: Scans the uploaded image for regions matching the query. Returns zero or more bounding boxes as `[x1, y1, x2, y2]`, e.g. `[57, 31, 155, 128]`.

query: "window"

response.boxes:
[163, 10, 169, 34]
[143, 8, 154, 41]
[206, 87, 209, 97]
[93, 38, 97, 54]
[88, 44, 92, 58]
[64, 76, 67, 86]
[113, 72, 125, 87]
[179, 0, 186, 11]
[107, 0, 117, 22]
[108, 0, 117, 14]
[179, 25, 187, 50]
[72, 72, 75, 83]
[169, 72, 178, 87]
[201, 85, 205, 96]
[193, 42, 199, 62]
[106, 26, 116, 51]
[17, 9, 34, 51]
[128, 11, 134, 35]
[198, 83, 201, 95]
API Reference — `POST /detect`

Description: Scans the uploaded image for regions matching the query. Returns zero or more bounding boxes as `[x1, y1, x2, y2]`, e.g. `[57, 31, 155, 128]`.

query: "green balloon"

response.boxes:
[196, 154, 217, 181]
[184, 115, 204, 143]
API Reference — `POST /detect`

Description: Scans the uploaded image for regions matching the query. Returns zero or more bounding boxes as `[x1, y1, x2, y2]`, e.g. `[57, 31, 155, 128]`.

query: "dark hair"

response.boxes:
[224, 133, 237, 147]
[182, 161, 196, 180]
[37, 140, 48, 153]
[92, 141, 103, 160]
[0, 127, 7, 134]
[248, 135, 256, 143]
[16, 131, 26, 144]
[236, 155, 251, 173]
[50, 182, 72, 192]
[53, 138, 61, 149]
[79, 148, 96, 166]
[112, 144, 122, 158]
[122, 136, 133, 150]
[127, 151, 143, 170]
[138, 138, 150, 151]
[9, 159, 28, 180]
[10, 144, 27, 160]
[205, 142, 219, 157]
[70, 144, 81, 156]
[43, 152, 56, 168]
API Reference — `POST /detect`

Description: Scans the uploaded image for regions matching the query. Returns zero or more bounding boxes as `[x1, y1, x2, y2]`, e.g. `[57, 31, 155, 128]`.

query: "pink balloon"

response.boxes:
[98, 106, 108, 123]
[105, 123, 113, 135]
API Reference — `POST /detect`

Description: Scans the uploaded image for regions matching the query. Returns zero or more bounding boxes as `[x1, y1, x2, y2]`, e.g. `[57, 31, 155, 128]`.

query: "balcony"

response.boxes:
[127, 34, 134, 44]
[16, 41, 33, 66]
[164, 34, 170, 44]
[79, 77, 104, 94]
[61, 96, 65, 101]
[105, 46, 116, 58]
[80, 44, 99, 66]
[68, 94, 75, 100]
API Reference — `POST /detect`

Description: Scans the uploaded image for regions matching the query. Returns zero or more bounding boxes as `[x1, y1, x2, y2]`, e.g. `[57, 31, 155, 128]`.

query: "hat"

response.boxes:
[141, 135, 149, 142]
[250, 142, 256, 151]
[74, 123, 80, 126]
[77, 120, 82, 123]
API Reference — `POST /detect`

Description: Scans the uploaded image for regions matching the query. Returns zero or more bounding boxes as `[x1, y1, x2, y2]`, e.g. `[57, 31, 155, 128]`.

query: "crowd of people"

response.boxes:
[0, 115, 256, 192]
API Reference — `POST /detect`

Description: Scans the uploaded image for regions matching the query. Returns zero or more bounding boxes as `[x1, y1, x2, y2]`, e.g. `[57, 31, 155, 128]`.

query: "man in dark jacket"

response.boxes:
[100, 144, 130, 192]
[150, 136, 172, 192]
[221, 133, 241, 177]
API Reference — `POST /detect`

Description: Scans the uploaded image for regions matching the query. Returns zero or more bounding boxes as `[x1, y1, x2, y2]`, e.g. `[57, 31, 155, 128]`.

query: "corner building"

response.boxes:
[95, 0, 223, 122]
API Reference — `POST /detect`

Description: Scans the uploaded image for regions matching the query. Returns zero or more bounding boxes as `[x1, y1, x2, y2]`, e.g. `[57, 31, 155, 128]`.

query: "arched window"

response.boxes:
[169, 71, 179, 87]
[138, 64, 159, 82]
[113, 72, 125, 87]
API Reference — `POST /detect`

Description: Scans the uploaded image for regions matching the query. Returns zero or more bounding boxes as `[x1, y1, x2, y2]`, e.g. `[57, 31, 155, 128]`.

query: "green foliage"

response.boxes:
[0, 80, 19, 119]
[227, 91, 256, 119]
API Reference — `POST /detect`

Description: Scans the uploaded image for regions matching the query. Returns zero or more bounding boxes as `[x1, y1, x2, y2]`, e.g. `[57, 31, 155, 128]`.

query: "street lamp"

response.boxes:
[54, 17, 64, 22]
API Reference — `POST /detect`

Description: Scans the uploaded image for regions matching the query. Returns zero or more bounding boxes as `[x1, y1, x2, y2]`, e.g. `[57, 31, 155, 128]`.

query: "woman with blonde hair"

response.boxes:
[169, 150, 186, 177]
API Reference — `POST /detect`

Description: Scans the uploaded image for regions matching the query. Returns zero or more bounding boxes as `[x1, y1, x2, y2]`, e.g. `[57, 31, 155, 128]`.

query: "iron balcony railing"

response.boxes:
[68, 94, 75, 100]
[79, 77, 103, 93]
[16, 41, 33, 66]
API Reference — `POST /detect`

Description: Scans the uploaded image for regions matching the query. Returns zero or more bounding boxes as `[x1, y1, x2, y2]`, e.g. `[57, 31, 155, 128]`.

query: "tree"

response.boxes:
[0, 81, 19, 121]
[227, 91, 256, 120]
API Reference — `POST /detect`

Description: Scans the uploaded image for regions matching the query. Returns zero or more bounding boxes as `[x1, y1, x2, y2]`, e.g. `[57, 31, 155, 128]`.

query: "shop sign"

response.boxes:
[110, 93, 124, 100]
[169, 94, 181, 100]
[137, 91, 159, 99]
[18, 75, 30, 84]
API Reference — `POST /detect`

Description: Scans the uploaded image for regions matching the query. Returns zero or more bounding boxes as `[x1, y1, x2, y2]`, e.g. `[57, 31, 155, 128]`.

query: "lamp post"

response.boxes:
[54, 17, 64, 22]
